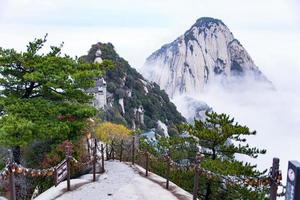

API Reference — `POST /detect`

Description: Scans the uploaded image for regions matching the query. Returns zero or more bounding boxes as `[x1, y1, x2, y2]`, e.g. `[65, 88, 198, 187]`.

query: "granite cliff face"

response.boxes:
[142, 17, 270, 97]
[81, 43, 185, 132]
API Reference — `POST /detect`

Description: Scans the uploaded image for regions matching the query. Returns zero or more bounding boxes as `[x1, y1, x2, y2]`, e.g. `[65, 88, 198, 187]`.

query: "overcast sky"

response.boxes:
[0, 0, 300, 76]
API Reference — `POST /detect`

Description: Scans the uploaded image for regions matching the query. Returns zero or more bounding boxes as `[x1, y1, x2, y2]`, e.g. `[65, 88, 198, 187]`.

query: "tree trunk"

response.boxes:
[212, 148, 216, 160]
[204, 148, 215, 200]
[12, 146, 21, 164]
[205, 181, 212, 200]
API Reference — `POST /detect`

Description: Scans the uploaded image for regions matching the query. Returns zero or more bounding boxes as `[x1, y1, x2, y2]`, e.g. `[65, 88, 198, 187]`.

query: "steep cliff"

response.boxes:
[81, 43, 185, 132]
[142, 17, 271, 97]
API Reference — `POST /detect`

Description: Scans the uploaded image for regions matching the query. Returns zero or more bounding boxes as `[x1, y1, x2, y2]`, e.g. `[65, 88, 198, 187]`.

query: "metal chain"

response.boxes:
[0, 137, 105, 180]
[0, 137, 286, 198]
[143, 149, 283, 188]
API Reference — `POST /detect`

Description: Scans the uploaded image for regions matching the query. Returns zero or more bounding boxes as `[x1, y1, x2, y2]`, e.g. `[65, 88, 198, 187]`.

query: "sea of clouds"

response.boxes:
[172, 66, 300, 183]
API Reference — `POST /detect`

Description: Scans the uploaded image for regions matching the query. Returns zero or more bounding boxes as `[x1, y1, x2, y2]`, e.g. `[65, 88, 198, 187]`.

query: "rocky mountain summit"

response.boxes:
[142, 17, 271, 97]
[81, 43, 185, 132]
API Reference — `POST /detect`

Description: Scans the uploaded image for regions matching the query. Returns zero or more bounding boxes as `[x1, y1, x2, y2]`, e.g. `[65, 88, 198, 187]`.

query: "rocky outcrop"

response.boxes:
[157, 120, 169, 137]
[81, 42, 186, 131]
[86, 77, 107, 109]
[142, 17, 271, 97]
[94, 49, 103, 64]
[173, 96, 212, 122]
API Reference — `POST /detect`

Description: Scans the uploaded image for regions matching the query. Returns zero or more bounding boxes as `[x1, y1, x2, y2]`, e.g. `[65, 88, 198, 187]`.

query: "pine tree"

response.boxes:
[0, 35, 113, 163]
[180, 111, 268, 199]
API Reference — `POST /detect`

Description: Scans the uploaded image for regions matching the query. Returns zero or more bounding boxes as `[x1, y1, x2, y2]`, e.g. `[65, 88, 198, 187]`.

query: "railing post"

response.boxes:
[101, 144, 105, 173]
[193, 153, 204, 200]
[67, 156, 71, 191]
[120, 140, 123, 162]
[145, 151, 149, 177]
[132, 136, 135, 165]
[87, 138, 90, 157]
[93, 138, 97, 182]
[7, 150, 16, 200]
[166, 154, 171, 189]
[105, 144, 109, 160]
[65, 144, 71, 191]
[270, 157, 280, 200]
[8, 165, 16, 200]
[111, 140, 115, 160]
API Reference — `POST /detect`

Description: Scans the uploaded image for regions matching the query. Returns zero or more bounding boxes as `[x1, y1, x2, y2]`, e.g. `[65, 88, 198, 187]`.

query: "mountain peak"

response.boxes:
[142, 17, 271, 97]
[193, 17, 225, 28]
[81, 42, 186, 130]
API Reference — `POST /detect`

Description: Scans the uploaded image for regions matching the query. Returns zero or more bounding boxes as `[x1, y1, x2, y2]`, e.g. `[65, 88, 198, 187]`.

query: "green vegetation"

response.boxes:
[81, 42, 186, 131]
[140, 112, 268, 200]
[0, 36, 112, 197]
[0, 35, 112, 161]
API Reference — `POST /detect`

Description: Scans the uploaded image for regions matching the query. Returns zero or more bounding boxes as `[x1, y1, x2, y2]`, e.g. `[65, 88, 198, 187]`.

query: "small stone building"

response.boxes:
[86, 77, 107, 109]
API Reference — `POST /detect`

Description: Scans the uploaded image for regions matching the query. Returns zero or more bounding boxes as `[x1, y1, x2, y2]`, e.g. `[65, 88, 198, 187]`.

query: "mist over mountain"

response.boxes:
[142, 17, 272, 98]
[141, 17, 300, 180]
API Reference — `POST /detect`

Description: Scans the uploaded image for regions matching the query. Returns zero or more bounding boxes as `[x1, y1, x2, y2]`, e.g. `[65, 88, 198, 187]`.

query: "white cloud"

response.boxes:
[173, 72, 300, 182]
[0, 24, 172, 68]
